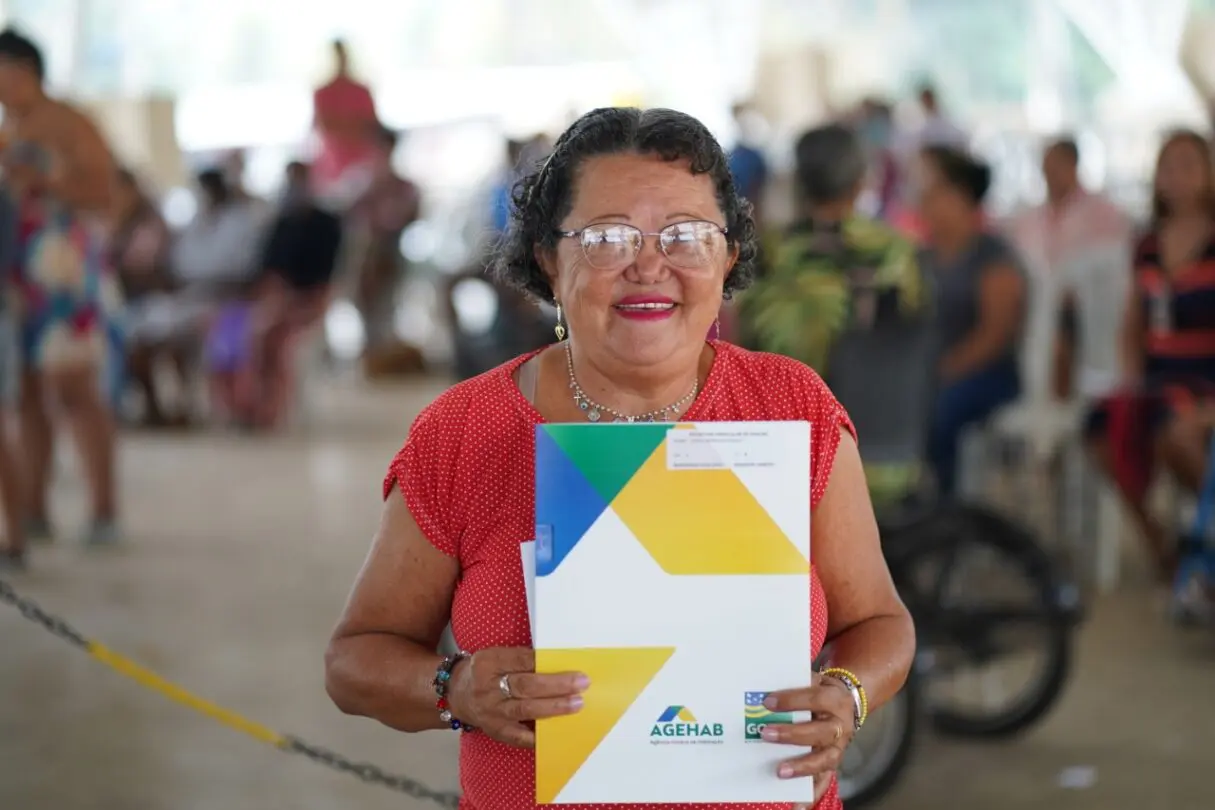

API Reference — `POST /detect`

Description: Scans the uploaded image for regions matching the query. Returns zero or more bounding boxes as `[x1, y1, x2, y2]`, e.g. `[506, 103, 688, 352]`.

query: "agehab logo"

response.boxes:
[649, 705, 725, 745]
[744, 691, 794, 741]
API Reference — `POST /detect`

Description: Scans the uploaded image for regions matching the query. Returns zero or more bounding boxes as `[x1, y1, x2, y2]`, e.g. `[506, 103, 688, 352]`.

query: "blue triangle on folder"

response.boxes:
[535, 426, 610, 577]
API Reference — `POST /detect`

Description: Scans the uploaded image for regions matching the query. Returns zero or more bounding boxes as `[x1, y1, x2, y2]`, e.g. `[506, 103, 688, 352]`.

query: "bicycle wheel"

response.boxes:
[836, 675, 918, 808]
[892, 503, 1075, 739]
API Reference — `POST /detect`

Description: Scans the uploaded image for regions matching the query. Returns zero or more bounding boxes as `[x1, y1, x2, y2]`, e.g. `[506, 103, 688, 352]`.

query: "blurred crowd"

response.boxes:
[735, 83, 1215, 613]
[0, 21, 1212, 618]
[0, 34, 421, 569]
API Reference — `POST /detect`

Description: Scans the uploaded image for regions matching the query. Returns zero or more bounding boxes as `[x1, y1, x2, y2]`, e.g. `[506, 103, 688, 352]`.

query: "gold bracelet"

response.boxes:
[821, 667, 868, 730]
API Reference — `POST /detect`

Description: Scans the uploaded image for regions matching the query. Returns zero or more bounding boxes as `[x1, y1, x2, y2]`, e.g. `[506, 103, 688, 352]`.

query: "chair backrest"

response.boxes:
[1064, 241, 1131, 400]
[1017, 257, 1058, 406]
[825, 315, 939, 467]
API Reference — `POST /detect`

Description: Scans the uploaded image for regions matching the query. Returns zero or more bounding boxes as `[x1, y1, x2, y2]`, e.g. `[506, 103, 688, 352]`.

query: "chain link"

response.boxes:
[1, 578, 463, 807]
[284, 737, 461, 807]
[0, 578, 88, 648]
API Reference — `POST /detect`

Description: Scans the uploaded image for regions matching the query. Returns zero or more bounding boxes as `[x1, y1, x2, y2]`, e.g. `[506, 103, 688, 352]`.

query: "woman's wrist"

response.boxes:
[820, 667, 868, 730]
[431, 651, 476, 732]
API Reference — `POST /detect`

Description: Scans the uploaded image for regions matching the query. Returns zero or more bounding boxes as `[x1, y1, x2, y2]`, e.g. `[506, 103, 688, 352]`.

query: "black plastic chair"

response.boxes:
[824, 315, 938, 807]
[824, 314, 939, 470]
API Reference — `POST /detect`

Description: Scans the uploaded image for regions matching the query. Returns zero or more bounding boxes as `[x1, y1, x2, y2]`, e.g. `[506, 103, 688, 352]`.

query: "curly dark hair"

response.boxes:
[490, 107, 758, 303]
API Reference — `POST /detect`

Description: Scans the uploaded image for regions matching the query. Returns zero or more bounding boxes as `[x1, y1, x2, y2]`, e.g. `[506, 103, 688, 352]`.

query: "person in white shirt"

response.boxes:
[1006, 138, 1132, 401]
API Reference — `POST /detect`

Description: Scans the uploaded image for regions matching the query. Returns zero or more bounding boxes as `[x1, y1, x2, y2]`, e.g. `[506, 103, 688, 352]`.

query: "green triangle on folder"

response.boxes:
[542, 423, 672, 504]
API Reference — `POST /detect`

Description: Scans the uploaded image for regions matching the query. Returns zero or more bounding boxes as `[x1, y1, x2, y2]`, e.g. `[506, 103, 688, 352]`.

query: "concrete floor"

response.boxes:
[2, 376, 1214, 810]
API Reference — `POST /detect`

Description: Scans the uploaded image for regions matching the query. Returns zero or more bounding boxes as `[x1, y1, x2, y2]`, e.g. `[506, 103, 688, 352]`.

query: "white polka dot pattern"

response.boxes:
[384, 341, 855, 810]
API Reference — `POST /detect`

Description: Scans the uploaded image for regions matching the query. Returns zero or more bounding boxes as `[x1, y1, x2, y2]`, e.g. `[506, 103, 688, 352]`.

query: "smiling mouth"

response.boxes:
[614, 302, 677, 312]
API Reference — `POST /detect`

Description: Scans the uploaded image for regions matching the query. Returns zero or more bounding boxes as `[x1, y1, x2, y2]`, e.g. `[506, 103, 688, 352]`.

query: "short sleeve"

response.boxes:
[804, 370, 857, 509]
[382, 403, 461, 558]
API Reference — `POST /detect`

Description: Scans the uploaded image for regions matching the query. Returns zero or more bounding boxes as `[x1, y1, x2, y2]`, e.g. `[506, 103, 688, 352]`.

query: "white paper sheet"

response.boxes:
[521, 539, 536, 636]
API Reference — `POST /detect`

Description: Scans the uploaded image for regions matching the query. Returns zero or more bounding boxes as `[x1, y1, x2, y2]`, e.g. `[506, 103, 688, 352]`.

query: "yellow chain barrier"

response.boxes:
[0, 577, 461, 806]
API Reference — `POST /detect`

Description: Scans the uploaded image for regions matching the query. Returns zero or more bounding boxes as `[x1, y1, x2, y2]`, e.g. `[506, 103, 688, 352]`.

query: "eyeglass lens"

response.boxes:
[579, 222, 722, 270]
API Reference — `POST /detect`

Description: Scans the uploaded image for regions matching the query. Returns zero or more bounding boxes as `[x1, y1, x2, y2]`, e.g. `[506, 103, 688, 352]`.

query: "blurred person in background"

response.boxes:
[0, 27, 123, 547]
[1085, 130, 1215, 583]
[240, 160, 342, 430]
[723, 103, 769, 342]
[347, 125, 420, 356]
[891, 84, 969, 241]
[728, 101, 770, 226]
[174, 168, 270, 294]
[518, 133, 553, 170]
[174, 168, 271, 426]
[108, 167, 188, 428]
[325, 106, 915, 810]
[488, 138, 526, 237]
[917, 146, 1026, 497]
[312, 38, 379, 208]
[443, 134, 552, 381]
[0, 180, 25, 569]
[221, 149, 260, 206]
[1007, 137, 1132, 400]
[740, 123, 925, 505]
[488, 135, 552, 237]
[854, 99, 900, 221]
[906, 84, 968, 152]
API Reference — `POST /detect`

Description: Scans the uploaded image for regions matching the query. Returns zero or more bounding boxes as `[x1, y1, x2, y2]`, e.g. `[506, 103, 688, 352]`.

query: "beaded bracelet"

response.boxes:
[821, 667, 868, 731]
[433, 651, 476, 732]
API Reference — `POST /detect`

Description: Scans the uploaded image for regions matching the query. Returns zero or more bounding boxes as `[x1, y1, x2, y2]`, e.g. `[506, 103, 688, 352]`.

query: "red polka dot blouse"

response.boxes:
[385, 341, 855, 810]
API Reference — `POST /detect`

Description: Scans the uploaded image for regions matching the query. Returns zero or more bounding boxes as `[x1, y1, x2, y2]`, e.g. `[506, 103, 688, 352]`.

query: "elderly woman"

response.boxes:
[324, 107, 915, 810]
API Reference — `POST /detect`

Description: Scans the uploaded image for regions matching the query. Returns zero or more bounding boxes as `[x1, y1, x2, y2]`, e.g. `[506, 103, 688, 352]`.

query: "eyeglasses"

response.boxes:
[556, 221, 728, 271]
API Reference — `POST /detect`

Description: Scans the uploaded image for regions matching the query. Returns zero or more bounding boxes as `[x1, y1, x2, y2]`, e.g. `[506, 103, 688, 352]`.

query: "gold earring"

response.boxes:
[554, 303, 567, 341]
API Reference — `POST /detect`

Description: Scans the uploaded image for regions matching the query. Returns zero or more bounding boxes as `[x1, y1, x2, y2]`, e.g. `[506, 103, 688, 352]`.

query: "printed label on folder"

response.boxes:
[666, 425, 786, 471]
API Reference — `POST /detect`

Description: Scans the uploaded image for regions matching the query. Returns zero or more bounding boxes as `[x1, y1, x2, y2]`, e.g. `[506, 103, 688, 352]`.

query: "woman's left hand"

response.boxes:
[760, 672, 857, 792]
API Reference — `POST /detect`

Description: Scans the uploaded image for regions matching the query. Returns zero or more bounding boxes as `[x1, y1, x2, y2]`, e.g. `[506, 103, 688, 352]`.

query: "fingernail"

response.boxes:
[574, 675, 591, 691]
[763, 697, 777, 710]
[568, 695, 584, 711]
[777, 764, 793, 779]
[760, 726, 778, 741]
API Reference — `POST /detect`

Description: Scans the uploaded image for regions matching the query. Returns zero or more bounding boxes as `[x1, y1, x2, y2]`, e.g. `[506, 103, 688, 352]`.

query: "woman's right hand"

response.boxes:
[445, 647, 589, 748]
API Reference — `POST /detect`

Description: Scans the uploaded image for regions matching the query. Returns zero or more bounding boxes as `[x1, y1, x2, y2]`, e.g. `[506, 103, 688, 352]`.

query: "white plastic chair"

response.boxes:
[1065, 241, 1130, 401]
[1059, 239, 1133, 591]
[964, 254, 1076, 522]
[1002, 236, 1135, 592]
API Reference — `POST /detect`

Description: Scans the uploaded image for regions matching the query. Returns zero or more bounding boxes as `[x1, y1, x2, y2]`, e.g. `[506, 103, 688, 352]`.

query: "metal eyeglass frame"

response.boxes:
[554, 221, 730, 269]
